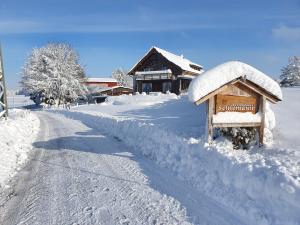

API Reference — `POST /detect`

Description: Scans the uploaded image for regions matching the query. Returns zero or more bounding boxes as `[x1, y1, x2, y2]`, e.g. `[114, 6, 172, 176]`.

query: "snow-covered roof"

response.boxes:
[100, 86, 133, 92]
[188, 61, 283, 102]
[90, 85, 133, 93]
[154, 47, 203, 73]
[129, 46, 203, 75]
[86, 77, 117, 83]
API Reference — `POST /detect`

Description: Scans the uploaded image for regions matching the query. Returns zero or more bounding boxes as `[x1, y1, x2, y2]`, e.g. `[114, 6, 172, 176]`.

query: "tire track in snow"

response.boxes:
[1, 111, 245, 225]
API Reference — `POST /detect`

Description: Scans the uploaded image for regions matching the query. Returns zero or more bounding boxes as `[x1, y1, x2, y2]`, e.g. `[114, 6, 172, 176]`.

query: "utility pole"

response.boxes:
[0, 44, 8, 118]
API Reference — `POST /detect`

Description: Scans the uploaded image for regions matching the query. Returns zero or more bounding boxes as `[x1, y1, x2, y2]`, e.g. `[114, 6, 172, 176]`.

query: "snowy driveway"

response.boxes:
[0, 111, 244, 225]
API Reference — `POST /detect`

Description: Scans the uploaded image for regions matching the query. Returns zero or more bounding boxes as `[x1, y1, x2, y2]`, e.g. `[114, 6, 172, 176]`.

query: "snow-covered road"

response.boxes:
[0, 111, 243, 225]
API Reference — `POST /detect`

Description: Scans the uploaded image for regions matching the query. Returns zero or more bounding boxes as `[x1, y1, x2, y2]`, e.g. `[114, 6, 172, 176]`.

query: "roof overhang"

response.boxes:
[194, 78, 282, 105]
[128, 47, 202, 76]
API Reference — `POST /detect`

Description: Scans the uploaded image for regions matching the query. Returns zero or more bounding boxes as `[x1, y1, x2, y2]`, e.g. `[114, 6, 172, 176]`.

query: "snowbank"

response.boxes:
[188, 61, 282, 102]
[7, 95, 33, 109]
[106, 92, 179, 106]
[263, 102, 276, 146]
[58, 92, 299, 225]
[0, 109, 39, 189]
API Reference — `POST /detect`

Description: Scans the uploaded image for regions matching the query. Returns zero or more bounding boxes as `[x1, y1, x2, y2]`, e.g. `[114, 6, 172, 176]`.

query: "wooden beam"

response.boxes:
[259, 96, 266, 146]
[207, 97, 214, 144]
[195, 84, 229, 105]
[0, 44, 8, 118]
[194, 78, 280, 106]
[194, 78, 242, 105]
[179, 79, 182, 93]
[241, 80, 280, 103]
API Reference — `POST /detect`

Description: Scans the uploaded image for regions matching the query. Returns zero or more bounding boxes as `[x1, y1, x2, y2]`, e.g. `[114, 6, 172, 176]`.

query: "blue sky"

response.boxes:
[0, 0, 299, 89]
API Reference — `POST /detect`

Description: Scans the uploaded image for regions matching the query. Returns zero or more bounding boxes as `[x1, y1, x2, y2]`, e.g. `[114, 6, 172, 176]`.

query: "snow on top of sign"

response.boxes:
[86, 77, 117, 83]
[188, 61, 283, 102]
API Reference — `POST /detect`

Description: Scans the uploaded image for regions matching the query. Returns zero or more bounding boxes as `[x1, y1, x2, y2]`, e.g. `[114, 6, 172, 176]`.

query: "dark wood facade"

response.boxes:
[128, 47, 202, 95]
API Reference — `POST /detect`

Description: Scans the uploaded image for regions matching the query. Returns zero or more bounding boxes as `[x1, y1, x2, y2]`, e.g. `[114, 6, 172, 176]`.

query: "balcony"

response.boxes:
[135, 69, 173, 80]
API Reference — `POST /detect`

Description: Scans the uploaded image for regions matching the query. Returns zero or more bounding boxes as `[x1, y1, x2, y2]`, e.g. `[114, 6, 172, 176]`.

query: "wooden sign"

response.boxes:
[216, 94, 257, 114]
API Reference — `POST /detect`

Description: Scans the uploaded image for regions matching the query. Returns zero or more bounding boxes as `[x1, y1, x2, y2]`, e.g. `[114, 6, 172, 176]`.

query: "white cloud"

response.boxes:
[272, 24, 300, 41]
[0, 20, 42, 33]
[0, 15, 217, 34]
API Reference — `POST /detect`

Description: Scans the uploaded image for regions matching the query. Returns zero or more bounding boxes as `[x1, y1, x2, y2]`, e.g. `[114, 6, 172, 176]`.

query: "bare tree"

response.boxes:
[112, 68, 132, 87]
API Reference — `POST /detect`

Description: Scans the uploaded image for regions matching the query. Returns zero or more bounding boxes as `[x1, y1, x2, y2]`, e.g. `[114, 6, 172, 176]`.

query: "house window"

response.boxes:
[162, 82, 172, 93]
[181, 79, 191, 91]
[142, 83, 152, 93]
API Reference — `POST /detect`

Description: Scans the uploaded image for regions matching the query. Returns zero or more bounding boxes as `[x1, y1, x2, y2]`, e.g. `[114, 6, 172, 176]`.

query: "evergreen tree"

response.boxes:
[280, 56, 300, 86]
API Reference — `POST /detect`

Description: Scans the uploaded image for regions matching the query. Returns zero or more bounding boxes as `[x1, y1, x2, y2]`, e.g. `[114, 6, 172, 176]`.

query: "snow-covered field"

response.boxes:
[52, 89, 299, 225]
[0, 89, 299, 224]
[0, 109, 39, 189]
[7, 95, 33, 109]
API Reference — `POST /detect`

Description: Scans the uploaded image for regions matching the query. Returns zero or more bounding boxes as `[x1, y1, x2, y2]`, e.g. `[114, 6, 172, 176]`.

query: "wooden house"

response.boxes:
[128, 46, 203, 94]
[188, 61, 282, 146]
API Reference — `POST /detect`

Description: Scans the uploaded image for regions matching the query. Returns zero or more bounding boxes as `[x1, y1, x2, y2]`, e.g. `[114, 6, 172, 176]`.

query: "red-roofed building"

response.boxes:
[85, 77, 118, 88]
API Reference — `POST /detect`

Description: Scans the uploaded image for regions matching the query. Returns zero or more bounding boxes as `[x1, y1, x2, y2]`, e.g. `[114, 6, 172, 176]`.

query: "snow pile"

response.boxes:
[7, 95, 33, 109]
[0, 109, 39, 189]
[58, 91, 299, 225]
[188, 61, 283, 102]
[271, 88, 300, 149]
[106, 92, 179, 106]
[263, 102, 276, 146]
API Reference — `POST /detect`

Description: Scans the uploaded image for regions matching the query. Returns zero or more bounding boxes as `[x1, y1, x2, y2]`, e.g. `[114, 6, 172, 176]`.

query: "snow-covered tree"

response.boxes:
[112, 68, 132, 87]
[280, 56, 300, 87]
[21, 43, 87, 105]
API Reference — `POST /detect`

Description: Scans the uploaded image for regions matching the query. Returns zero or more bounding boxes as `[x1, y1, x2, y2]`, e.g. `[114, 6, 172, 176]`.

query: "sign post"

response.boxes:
[195, 79, 281, 147]
[190, 61, 282, 148]
[0, 44, 8, 119]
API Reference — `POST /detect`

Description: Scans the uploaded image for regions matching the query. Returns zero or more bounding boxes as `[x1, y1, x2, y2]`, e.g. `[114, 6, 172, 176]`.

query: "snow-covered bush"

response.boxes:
[21, 43, 87, 106]
[217, 127, 257, 149]
[29, 91, 46, 105]
[280, 56, 300, 87]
